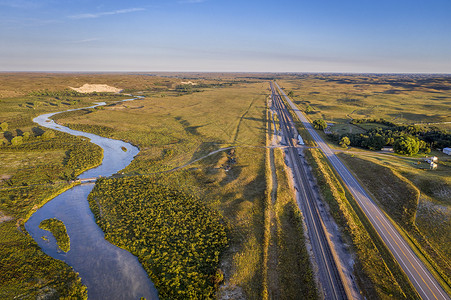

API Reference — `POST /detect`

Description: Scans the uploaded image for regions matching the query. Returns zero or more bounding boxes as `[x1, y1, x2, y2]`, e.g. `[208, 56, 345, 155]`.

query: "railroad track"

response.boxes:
[270, 82, 348, 300]
[274, 81, 450, 300]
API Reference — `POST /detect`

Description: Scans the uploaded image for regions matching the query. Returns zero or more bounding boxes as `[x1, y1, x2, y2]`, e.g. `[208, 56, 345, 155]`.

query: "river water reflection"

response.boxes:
[25, 101, 159, 299]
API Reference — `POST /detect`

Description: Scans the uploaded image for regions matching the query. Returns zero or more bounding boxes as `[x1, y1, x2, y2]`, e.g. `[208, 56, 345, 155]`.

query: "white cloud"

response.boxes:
[69, 7, 145, 20]
[66, 38, 100, 44]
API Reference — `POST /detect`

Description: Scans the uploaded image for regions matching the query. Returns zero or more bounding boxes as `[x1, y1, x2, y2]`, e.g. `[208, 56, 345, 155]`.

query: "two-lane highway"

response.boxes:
[274, 81, 450, 300]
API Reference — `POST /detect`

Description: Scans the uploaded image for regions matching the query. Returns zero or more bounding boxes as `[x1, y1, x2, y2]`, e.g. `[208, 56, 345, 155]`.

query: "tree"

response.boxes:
[11, 136, 23, 146]
[288, 91, 294, 97]
[386, 137, 395, 145]
[339, 136, 351, 148]
[305, 106, 313, 113]
[393, 135, 420, 155]
[42, 131, 55, 139]
[0, 122, 8, 132]
[418, 140, 431, 154]
[313, 119, 327, 131]
[367, 133, 385, 150]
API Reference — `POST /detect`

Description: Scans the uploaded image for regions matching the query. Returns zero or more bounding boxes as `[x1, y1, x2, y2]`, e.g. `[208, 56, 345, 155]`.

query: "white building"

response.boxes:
[443, 147, 451, 155]
[425, 156, 438, 164]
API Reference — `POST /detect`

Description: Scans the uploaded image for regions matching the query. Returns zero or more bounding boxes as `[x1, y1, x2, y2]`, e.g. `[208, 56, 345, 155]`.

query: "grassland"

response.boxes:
[278, 74, 451, 130]
[338, 152, 451, 289]
[46, 78, 274, 298]
[270, 148, 318, 299]
[0, 73, 158, 299]
[278, 74, 450, 293]
[0, 134, 96, 298]
[5, 72, 448, 299]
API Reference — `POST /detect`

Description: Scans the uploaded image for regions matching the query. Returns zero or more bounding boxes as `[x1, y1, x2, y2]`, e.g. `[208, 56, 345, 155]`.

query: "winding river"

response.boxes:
[25, 99, 159, 300]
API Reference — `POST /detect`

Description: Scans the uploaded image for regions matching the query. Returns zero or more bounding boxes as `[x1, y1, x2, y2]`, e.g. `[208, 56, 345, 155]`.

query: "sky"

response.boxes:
[0, 0, 450, 73]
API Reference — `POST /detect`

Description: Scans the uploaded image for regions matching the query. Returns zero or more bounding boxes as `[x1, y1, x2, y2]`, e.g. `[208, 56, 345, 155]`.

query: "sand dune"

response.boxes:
[70, 84, 122, 93]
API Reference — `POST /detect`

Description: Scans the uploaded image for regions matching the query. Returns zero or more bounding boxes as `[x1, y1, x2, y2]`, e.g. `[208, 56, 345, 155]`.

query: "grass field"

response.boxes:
[1, 73, 275, 299]
[4, 72, 448, 299]
[43, 78, 275, 298]
[277, 74, 450, 296]
[338, 152, 451, 288]
[278, 74, 451, 131]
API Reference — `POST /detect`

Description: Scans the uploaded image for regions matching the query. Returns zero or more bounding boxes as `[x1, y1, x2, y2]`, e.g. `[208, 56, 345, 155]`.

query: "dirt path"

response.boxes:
[232, 97, 258, 143]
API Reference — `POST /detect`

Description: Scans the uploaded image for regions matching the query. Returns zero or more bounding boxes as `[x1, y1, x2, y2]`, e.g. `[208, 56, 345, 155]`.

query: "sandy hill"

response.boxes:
[70, 84, 122, 93]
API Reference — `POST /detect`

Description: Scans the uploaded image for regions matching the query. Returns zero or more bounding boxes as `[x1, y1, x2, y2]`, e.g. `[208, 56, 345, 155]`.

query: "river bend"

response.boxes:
[25, 99, 159, 300]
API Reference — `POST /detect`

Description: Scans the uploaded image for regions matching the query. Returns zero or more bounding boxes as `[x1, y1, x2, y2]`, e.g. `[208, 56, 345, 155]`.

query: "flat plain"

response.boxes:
[1, 73, 450, 299]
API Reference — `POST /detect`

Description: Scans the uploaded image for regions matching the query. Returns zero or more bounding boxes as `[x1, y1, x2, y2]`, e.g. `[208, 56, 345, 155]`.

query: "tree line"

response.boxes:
[313, 118, 451, 155]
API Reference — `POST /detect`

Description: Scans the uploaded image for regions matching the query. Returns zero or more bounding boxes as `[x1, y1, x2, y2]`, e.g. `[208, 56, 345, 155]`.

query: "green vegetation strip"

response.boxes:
[88, 176, 228, 300]
[39, 218, 70, 252]
[276, 91, 316, 147]
[273, 149, 317, 299]
[305, 149, 419, 299]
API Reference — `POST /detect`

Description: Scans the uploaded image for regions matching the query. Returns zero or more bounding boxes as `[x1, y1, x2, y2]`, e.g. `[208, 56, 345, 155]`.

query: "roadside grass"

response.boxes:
[273, 148, 318, 299]
[338, 153, 451, 291]
[275, 93, 316, 147]
[305, 149, 419, 299]
[355, 122, 392, 131]
[329, 123, 366, 135]
[264, 101, 317, 299]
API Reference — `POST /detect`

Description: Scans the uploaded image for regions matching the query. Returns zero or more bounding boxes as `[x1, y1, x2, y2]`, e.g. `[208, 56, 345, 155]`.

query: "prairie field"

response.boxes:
[278, 74, 451, 130]
[0, 73, 278, 299]
[1, 72, 450, 299]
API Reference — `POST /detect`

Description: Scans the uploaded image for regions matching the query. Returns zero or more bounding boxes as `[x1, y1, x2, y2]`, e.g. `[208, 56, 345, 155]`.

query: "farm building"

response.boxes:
[443, 147, 451, 155]
[426, 156, 438, 163]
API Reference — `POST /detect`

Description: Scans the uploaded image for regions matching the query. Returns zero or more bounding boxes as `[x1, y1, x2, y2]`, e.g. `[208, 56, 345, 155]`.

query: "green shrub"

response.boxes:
[39, 218, 70, 252]
[313, 119, 327, 130]
[89, 177, 228, 300]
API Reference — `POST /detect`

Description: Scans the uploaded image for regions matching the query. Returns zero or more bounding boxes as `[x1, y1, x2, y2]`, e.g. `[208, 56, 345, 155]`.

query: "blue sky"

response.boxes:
[1, 0, 450, 72]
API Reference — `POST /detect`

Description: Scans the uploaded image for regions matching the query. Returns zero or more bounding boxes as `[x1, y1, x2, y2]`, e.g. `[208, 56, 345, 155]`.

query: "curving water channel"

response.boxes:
[25, 99, 159, 300]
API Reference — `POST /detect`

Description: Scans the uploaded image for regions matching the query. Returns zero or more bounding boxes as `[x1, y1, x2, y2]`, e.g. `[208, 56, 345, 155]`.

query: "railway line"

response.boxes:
[273, 81, 450, 300]
[270, 82, 348, 300]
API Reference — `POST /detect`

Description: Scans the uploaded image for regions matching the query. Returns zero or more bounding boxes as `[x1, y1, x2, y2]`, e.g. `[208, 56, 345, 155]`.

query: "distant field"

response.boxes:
[54, 80, 271, 298]
[278, 74, 451, 131]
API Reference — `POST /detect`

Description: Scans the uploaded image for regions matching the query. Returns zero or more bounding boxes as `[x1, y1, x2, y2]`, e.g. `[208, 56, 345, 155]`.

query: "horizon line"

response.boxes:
[1, 71, 450, 75]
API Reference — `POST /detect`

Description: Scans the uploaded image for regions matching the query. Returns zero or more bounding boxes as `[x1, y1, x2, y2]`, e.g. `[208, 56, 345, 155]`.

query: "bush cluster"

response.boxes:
[39, 218, 71, 252]
[328, 119, 450, 154]
[88, 177, 228, 300]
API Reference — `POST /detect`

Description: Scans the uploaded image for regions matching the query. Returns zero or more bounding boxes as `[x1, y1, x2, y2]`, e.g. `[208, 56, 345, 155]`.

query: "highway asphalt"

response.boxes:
[274, 82, 450, 300]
